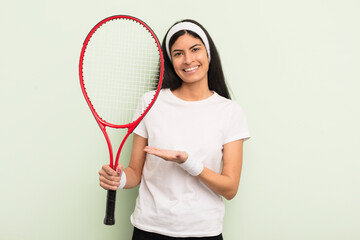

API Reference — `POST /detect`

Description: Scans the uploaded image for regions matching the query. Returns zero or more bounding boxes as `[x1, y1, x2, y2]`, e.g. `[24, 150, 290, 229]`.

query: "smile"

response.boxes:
[183, 66, 199, 72]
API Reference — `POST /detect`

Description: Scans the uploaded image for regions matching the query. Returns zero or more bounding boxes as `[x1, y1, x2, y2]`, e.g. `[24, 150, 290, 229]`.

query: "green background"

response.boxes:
[1, 0, 359, 239]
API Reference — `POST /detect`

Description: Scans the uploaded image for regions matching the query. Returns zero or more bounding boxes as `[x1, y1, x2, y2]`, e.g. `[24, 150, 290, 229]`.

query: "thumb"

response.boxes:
[116, 164, 124, 175]
[176, 151, 188, 162]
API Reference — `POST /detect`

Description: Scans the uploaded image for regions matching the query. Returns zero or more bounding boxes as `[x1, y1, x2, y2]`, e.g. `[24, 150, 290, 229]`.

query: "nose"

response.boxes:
[184, 52, 193, 64]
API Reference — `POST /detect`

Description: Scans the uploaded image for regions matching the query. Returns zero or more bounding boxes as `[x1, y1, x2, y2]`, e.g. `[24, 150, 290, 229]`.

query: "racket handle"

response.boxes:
[104, 190, 117, 225]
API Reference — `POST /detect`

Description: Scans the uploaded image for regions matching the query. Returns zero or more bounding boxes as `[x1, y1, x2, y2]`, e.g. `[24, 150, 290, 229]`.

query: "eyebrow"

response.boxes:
[172, 43, 202, 53]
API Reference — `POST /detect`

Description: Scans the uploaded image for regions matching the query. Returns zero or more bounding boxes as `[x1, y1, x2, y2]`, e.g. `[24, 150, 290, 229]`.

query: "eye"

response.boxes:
[192, 47, 200, 52]
[173, 52, 182, 57]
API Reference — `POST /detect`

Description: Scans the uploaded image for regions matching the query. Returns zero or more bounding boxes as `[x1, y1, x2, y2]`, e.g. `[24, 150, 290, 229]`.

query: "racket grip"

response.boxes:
[104, 189, 117, 225]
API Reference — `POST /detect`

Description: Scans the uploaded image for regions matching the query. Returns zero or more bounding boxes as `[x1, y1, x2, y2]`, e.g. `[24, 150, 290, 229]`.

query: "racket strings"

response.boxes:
[82, 18, 160, 125]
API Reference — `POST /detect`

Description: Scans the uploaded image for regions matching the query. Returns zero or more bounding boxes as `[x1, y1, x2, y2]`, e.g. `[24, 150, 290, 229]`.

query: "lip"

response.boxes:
[183, 66, 199, 73]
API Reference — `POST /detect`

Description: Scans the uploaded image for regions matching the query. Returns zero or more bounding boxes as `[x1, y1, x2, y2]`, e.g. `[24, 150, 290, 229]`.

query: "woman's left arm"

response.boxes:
[198, 139, 243, 200]
[144, 139, 244, 200]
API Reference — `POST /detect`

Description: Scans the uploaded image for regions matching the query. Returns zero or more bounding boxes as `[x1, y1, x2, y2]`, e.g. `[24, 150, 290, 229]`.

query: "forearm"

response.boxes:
[122, 133, 147, 189]
[197, 167, 240, 200]
[193, 140, 244, 200]
[122, 166, 142, 189]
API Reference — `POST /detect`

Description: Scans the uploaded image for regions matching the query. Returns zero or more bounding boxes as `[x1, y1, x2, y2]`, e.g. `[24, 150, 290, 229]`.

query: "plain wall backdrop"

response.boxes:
[1, 0, 359, 239]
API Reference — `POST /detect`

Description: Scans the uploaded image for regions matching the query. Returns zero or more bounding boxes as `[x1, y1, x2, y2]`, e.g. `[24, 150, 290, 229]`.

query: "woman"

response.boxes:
[99, 19, 250, 239]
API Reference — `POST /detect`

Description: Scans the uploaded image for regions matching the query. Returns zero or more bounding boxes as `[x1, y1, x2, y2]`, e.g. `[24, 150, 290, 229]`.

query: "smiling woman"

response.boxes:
[171, 36, 210, 94]
[162, 20, 230, 99]
[98, 19, 251, 240]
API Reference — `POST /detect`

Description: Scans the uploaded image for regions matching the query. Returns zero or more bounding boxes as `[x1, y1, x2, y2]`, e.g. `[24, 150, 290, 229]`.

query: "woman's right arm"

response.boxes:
[99, 133, 148, 190]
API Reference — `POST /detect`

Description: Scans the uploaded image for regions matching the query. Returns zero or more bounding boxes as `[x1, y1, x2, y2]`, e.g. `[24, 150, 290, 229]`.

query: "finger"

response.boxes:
[99, 181, 119, 191]
[99, 175, 120, 188]
[144, 146, 157, 154]
[99, 176, 120, 186]
[144, 146, 163, 152]
[144, 147, 155, 155]
[144, 146, 159, 150]
[99, 175, 120, 185]
[99, 168, 121, 181]
[102, 164, 118, 176]
[145, 148, 178, 161]
[145, 147, 166, 158]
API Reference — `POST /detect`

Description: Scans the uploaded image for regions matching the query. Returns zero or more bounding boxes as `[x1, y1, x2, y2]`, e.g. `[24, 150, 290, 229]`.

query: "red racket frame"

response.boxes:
[79, 15, 164, 171]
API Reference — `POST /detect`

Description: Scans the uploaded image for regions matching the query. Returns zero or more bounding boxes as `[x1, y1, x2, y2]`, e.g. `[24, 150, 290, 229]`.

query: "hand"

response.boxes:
[144, 146, 188, 164]
[98, 164, 124, 191]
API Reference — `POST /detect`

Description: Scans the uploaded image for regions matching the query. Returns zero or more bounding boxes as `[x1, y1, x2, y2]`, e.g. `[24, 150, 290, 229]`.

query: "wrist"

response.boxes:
[118, 170, 127, 189]
[179, 158, 204, 176]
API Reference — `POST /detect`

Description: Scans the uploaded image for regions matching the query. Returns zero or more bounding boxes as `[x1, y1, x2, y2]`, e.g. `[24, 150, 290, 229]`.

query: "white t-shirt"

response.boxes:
[131, 88, 250, 237]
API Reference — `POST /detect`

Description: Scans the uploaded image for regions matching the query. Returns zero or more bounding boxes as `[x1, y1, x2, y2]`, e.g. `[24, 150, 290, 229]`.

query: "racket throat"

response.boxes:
[113, 129, 132, 170]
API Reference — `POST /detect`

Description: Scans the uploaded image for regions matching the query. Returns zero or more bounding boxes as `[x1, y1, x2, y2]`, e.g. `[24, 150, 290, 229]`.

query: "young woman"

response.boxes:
[98, 19, 250, 240]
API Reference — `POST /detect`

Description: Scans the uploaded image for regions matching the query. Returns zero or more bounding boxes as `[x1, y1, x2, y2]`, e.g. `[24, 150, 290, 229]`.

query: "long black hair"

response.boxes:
[160, 19, 231, 99]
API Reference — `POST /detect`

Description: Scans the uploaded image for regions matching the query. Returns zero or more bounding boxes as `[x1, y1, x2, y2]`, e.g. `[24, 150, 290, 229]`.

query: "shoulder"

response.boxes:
[213, 93, 244, 112]
[140, 89, 168, 102]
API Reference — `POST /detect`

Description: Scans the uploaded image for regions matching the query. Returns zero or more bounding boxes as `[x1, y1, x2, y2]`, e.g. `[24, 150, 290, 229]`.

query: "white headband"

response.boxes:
[165, 22, 211, 62]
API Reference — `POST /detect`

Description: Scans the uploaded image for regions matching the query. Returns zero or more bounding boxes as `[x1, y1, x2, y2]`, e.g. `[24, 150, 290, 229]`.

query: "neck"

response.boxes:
[172, 82, 213, 101]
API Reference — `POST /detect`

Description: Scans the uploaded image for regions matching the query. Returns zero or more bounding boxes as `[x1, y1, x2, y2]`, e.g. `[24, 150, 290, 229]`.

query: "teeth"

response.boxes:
[184, 66, 199, 72]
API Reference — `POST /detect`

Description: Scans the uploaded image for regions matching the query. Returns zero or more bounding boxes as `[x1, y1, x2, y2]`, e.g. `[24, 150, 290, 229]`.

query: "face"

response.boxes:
[170, 33, 209, 86]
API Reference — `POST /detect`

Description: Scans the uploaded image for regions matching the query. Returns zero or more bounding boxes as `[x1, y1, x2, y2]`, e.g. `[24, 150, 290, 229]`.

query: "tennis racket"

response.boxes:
[79, 15, 164, 225]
